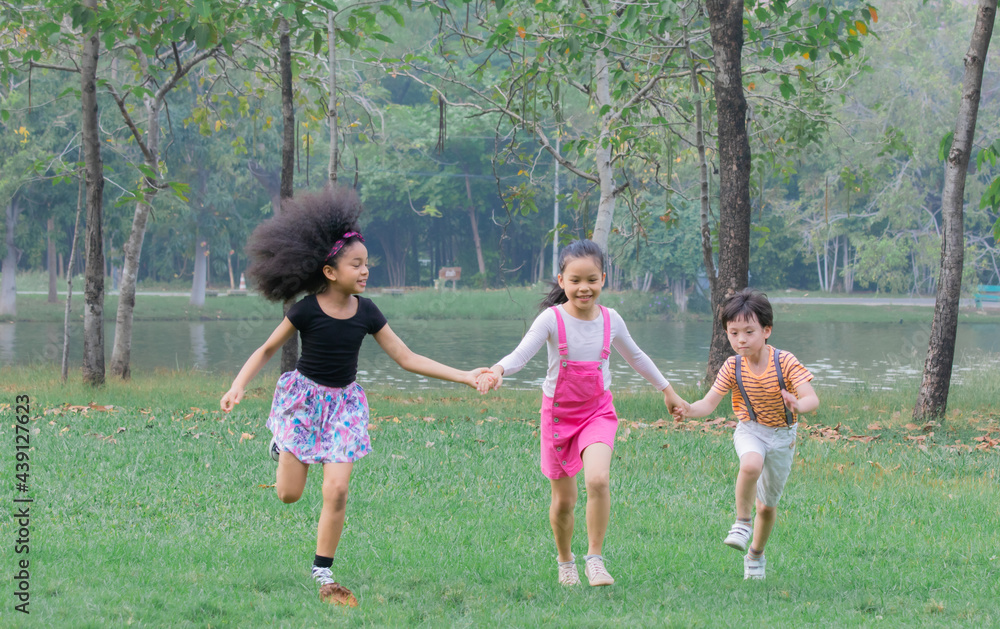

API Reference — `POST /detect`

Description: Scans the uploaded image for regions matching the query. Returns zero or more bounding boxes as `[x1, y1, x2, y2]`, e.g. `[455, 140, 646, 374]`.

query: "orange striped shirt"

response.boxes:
[711, 346, 813, 427]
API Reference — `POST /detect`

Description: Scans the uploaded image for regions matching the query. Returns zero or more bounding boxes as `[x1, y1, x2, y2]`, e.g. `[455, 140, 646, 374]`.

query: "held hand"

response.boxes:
[475, 368, 503, 394]
[663, 390, 689, 419]
[220, 387, 244, 412]
[781, 389, 800, 413]
[673, 400, 691, 421]
[468, 367, 492, 390]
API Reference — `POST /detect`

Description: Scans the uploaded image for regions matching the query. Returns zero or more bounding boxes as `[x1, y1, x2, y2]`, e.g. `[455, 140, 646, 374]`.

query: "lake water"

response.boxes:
[2, 318, 999, 391]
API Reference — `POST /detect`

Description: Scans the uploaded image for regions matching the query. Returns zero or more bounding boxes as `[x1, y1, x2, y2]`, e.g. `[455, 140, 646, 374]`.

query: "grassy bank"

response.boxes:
[7, 288, 1000, 324]
[1, 367, 998, 627]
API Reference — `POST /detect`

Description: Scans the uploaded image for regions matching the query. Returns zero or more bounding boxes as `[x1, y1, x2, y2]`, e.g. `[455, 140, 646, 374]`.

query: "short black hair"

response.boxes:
[720, 288, 773, 329]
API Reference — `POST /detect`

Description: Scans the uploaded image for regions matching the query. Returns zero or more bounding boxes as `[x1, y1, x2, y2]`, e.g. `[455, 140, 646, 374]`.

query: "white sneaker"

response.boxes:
[269, 435, 281, 462]
[744, 553, 766, 580]
[312, 566, 335, 586]
[583, 554, 615, 586]
[724, 521, 753, 552]
[557, 555, 580, 586]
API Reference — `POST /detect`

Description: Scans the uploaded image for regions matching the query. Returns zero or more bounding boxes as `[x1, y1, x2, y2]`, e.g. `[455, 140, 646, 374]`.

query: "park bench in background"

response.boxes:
[974, 284, 1000, 308]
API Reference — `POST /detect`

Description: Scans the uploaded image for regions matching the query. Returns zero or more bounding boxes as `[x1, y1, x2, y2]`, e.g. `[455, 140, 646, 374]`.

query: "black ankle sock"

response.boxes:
[313, 555, 333, 569]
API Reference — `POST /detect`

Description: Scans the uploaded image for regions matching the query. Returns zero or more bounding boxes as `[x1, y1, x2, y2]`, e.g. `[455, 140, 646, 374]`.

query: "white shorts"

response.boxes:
[733, 420, 797, 507]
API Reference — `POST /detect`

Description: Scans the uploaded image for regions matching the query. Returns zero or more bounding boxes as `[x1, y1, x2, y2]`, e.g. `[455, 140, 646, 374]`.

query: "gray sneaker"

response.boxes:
[269, 435, 281, 462]
[744, 553, 766, 580]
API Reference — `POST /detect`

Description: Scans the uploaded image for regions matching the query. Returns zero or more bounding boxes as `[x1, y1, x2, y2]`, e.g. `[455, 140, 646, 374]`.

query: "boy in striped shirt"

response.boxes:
[679, 289, 819, 580]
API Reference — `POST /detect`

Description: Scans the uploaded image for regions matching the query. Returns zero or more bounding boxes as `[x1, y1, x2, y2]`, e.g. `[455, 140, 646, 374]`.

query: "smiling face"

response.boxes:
[323, 241, 369, 295]
[725, 313, 772, 361]
[557, 254, 605, 316]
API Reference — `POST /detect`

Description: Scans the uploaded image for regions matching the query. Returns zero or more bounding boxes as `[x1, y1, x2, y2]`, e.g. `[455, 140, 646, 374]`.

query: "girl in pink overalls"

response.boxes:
[477, 239, 687, 586]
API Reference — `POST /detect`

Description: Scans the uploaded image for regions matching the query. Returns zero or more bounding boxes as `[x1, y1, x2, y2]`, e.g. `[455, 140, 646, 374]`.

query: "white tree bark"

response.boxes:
[108, 45, 218, 379]
[0, 198, 20, 316]
[590, 50, 616, 254]
[190, 235, 207, 307]
[110, 91, 159, 379]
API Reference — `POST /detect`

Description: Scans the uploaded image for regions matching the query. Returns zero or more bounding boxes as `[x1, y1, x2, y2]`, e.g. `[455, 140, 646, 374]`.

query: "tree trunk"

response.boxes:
[686, 13, 716, 312]
[327, 10, 339, 185]
[81, 0, 105, 386]
[63, 169, 84, 382]
[280, 17, 294, 201]
[0, 197, 20, 317]
[47, 218, 57, 303]
[672, 277, 688, 313]
[378, 231, 409, 288]
[551, 134, 560, 278]
[463, 170, 486, 275]
[279, 15, 299, 374]
[704, 0, 752, 385]
[914, 0, 996, 421]
[190, 235, 208, 307]
[590, 49, 617, 253]
[110, 90, 163, 380]
[814, 246, 824, 291]
[844, 236, 854, 293]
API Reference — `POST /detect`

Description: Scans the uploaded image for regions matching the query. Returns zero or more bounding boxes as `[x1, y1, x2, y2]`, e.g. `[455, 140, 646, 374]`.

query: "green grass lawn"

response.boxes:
[1, 367, 998, 627]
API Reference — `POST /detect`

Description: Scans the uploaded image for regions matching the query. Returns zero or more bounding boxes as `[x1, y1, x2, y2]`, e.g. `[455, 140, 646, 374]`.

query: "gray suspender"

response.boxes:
[734, 347, 795, 427]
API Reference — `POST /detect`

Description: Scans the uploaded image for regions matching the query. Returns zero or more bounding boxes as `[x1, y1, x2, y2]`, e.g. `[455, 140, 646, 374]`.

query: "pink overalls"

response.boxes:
[539, 305, 619, 479]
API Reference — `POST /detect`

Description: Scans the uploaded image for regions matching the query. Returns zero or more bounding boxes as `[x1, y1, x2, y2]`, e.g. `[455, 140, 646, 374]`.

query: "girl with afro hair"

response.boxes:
[221, 186, 489, 606]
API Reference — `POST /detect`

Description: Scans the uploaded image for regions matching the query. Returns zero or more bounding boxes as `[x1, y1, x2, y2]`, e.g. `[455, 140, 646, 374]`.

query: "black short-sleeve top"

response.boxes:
[285, 294, 388, 387]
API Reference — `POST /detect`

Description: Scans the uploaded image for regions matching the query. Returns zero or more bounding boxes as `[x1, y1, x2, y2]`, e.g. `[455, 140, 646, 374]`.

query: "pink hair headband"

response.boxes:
[326, 231, 364, 261]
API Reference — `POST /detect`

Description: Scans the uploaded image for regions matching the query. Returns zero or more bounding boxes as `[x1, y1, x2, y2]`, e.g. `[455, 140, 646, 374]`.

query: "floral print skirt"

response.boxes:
[266, 370, 371, 465]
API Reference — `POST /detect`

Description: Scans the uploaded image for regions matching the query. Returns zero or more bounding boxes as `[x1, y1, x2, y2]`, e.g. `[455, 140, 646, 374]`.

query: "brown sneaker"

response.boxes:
[319, 582, 358, 607]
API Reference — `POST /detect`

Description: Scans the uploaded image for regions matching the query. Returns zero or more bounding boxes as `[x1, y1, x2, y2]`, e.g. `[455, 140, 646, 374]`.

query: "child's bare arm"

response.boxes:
[374, 324, 480, 387]
[221, 318, 297, 412]
[781, 381, 819, 414]
[683, 389, 725, 419]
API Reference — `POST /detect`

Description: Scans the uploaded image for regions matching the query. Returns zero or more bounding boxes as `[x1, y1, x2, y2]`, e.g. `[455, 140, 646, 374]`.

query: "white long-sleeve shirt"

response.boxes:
[496, 305, 670, 398]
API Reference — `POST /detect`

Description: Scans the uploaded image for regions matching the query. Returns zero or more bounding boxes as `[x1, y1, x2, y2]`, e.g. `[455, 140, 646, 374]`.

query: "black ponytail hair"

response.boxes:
[245, 186, 364, 302]
[539, 239, 605, 311]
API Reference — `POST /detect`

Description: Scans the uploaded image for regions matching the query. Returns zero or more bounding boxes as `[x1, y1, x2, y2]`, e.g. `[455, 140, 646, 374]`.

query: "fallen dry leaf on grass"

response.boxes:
[85, 432, 117, 444]
[239, 432, 255, 443]
[973, 435, 1000, 450]
[848, 434, 880, 443]
[868, 460, 900, 474]
[867, 422, 883, 431]
[258, 484, 275, 489]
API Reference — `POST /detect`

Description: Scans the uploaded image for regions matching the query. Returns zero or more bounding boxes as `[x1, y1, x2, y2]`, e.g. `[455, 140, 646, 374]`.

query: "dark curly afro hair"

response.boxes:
[245, 186, 365, 302]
